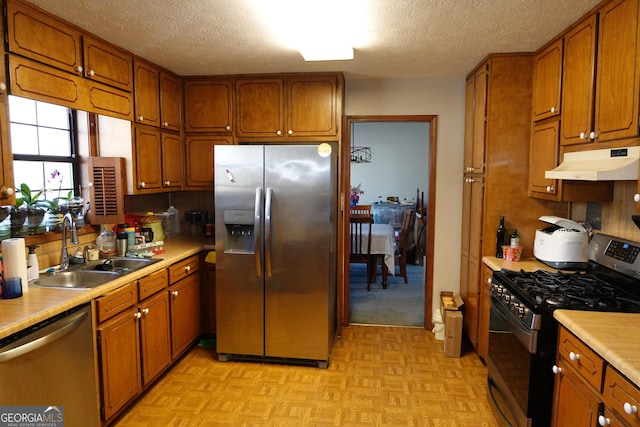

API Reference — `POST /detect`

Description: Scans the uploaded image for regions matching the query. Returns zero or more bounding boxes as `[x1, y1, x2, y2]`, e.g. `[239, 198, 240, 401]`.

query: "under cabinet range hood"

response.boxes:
[545, 146, 640, 181]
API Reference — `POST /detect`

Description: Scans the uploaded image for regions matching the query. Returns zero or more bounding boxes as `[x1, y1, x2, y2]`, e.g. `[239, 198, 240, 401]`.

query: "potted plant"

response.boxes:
[15, 183, 48, 231]
[45, 170, 71, 231]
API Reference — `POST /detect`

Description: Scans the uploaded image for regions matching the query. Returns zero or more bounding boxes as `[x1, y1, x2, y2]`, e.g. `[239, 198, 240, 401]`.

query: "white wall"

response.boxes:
[350, 121, 429, 205]
[345, 77, 466, 318]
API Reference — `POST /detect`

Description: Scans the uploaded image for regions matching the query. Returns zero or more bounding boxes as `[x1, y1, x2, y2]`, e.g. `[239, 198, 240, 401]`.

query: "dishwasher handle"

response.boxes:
[0, 308, 88, 363]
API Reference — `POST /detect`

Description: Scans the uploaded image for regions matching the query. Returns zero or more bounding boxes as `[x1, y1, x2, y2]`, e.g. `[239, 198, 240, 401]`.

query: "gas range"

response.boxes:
[493, 233, 640, 319]
[487, 232, 640, 427]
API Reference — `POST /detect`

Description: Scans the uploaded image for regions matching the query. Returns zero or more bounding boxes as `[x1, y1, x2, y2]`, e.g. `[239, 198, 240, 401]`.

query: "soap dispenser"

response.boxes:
[26, 245, 40, 282]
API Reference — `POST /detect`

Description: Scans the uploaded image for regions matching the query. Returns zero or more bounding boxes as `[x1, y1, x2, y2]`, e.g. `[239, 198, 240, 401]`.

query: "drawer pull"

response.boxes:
[624, 402, 638, 415]
[552, 365, 562, 374]
[185, 265, 191, 272]
[598, 415, 610, 426]
[569, 351, 580, 361]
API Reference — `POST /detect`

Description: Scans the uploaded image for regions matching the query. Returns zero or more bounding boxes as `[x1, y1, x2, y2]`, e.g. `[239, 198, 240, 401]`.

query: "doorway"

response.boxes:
[342, 115, 437, 330]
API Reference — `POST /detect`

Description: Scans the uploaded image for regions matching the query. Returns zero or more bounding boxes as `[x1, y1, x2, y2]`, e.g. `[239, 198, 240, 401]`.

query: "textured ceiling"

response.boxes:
[27, 0, 601, 79]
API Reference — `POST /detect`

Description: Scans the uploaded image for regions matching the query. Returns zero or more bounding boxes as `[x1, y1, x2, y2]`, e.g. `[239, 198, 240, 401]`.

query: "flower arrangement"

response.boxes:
[350, 184, 364, 208]
[46, 170, 71, 215]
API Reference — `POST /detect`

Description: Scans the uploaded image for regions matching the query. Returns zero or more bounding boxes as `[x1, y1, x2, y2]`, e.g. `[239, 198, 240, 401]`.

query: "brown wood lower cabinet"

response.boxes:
[201, 256, 216, 337]
[170, 273, 201, 358]
[549, 326, 640, 426]
[551, 357, 604, 426]
[96, 305, 141, 422]
[168, 254, 202, 359]
[95, 256, 202, 424]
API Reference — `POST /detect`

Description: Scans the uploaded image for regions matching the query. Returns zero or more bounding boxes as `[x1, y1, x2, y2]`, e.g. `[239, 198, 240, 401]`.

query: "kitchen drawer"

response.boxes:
[95, 281, 138, 324]
[168, 255, 199, 284]
[557, 326, 605, 392]
[604, 366, 640, 425]
[138, 268, 168, 300]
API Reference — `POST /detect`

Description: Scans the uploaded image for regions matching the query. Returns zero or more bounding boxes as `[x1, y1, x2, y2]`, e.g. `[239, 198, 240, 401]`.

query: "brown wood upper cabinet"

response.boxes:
[159, 72, 182, 132]
[184, 79, 233, 133]
[6, 0, 133, 92]
[561, 0, 640, 146]
[531, 39, 563, 122]
[463, 65, 487, 174]
[184, 135, 234, 190]
[133, 59, 161, 127]
[133, 125, 183, 193]
[235, 74, 340, 139]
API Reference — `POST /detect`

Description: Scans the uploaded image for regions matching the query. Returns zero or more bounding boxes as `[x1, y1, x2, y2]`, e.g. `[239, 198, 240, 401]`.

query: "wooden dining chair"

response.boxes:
[395, 208, 415, 284]
[349, 212, 374, 291]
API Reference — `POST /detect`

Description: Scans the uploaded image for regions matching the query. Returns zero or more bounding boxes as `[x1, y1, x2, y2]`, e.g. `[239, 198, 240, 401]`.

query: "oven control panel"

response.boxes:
[604, 240, 640, 264]
[587, 233, 640, 279]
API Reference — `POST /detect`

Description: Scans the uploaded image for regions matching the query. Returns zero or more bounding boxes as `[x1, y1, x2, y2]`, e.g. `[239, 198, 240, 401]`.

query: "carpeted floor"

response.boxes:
[349, 262, 425, 326]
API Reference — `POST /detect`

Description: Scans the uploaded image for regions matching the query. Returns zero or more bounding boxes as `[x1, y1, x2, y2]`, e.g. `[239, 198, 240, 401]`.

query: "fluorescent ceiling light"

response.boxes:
[253, 0, 368, 61]
[299, 45, 354, 61]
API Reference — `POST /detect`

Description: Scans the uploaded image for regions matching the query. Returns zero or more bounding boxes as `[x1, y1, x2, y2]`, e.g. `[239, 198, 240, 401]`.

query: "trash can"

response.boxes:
[432, 309, 445, 340]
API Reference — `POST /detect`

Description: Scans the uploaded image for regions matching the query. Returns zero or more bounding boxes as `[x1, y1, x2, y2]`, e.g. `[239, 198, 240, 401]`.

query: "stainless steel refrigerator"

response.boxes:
[214, 144, 337, 368]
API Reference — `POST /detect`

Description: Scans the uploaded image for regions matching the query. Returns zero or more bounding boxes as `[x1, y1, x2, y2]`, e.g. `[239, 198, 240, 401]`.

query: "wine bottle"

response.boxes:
[496, 216, 506, 258]
[510, 228, 520, 248]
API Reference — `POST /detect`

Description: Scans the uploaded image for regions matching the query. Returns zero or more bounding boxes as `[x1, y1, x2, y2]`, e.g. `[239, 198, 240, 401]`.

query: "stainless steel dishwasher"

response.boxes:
[0, 303, 100, 426]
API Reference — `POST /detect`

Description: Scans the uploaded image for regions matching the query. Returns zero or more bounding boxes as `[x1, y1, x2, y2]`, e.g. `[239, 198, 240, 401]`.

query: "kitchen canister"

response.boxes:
[2, 238, 28, 292]
[141, 212, 165, 242]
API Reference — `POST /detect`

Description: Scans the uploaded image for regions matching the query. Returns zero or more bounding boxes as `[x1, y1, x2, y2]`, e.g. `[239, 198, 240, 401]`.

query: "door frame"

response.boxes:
[340, 115, 437, 330]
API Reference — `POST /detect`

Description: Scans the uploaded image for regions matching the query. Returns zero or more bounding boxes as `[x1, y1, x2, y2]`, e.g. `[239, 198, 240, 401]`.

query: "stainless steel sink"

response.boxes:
[33, 257, 162, 289]
[33, 270, 121, 289]
[78, 257, 162, 273]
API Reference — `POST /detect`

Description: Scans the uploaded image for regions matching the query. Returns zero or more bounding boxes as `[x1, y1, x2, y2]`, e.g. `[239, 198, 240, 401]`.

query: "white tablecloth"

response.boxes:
[363, 223, 395, 274]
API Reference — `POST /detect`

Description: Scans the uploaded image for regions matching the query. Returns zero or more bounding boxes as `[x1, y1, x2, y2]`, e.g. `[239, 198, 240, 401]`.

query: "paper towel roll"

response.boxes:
[2, 238, 28, 293]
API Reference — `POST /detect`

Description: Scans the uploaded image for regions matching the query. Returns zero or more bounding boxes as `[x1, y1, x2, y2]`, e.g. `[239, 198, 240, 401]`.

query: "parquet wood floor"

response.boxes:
[114, 325, 499, 426]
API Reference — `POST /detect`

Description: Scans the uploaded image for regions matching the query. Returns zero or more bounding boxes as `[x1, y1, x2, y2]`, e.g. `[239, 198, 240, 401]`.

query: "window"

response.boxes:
[8, 96, 78, 203]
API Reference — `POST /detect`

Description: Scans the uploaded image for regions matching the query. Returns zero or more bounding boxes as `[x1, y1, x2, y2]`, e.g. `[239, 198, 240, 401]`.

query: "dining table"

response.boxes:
[362, 223, 396, 287]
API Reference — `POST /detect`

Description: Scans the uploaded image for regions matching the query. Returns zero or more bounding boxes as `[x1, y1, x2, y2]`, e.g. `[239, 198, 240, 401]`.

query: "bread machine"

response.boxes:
[533, 216, 588, 270]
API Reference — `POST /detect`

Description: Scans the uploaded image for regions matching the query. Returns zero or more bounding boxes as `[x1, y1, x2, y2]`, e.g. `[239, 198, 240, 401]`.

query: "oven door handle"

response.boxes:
[491, 296, 538, 354]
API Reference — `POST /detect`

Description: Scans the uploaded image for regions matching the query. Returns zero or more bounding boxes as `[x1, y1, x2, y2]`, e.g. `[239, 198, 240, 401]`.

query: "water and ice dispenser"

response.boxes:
[223, 209, 254, 253]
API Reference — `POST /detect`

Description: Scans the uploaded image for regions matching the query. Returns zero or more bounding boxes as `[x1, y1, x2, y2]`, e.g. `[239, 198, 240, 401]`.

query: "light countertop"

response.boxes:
[482, 255, 559, 272]
[0, 237, 214, 340]
[554, 310, 640, 387]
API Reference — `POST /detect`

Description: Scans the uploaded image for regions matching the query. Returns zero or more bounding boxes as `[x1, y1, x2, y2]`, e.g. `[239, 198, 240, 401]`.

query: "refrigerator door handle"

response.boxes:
[265, 187, 273, 278]
[254, 187, 263, 277]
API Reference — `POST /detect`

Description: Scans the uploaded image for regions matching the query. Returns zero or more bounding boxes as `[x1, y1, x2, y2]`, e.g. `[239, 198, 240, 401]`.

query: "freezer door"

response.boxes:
[214, 144, 266, 356]
[264, 144, 337, 361]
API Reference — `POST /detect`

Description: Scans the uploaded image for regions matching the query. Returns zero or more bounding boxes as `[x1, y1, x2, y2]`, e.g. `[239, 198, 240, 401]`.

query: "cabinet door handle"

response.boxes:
[0, 82, 6, 91]
[139, 181, 146, 188]
[134, 312, 142, 319]
[141, 308, 149, 315]
[164, 180, 171, 186]
[569, 351, 580, 361]
[546, 186, 554, 193]
[552, 365, 562, 374]
[276, 130, 282, 136]
[75, 65, 83, 73]
[598, 415, 611, 426]
[579, 132, 587, 140]
[624, 402, 638, 415]
[287, 129, 293, 135]
[550, 106, 557, 113]
[589, 131, 598, 140]
[172, 290, 179, 297]
[225, 125, 231, 131]
[634, 193, 640, 202]
[163, 121, 169, 127]
[138, 115, 144, 121]
[87, 69, 95, 77]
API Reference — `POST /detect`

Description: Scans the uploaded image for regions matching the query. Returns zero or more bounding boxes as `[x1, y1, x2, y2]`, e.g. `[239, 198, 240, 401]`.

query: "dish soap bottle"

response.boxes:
[510, 229, 520, 248]
[496, 216, 506, 258]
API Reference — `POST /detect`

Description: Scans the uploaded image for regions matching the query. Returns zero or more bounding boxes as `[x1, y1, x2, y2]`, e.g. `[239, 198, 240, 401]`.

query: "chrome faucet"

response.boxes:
[59, 213, 79, 271]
